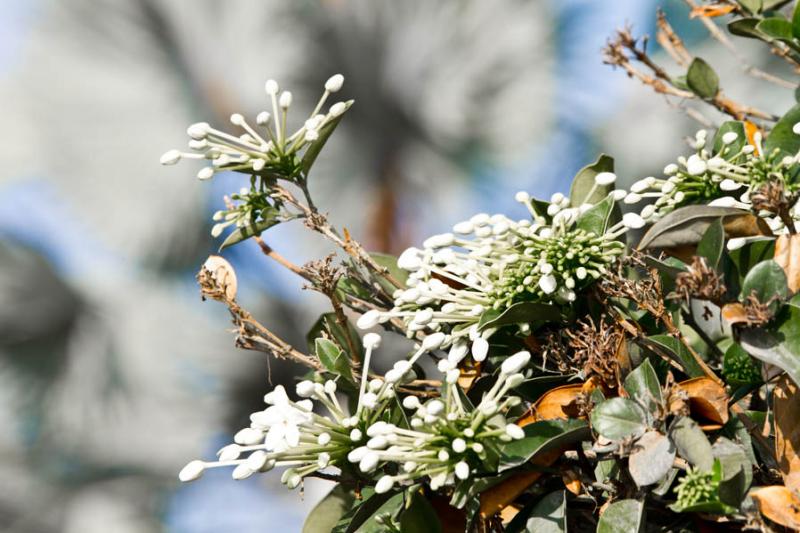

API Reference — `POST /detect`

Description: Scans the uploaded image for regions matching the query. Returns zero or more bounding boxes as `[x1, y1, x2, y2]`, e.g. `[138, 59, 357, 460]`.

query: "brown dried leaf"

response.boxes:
[751, 485, 800, 530]
[775, 375, 800, 493]
[721, 303, 749, 326]
[669, 377, 729, 429]
[479, 448, 561, 519]
[745, 121, 760, 156]
[457, 359, 482, 391]
[722, 213, 771, 239]
[561, 468, 582, 495]
[519, 382, 590, 424]
[775, 234, 800, 294]
[689, 5, 735, 18]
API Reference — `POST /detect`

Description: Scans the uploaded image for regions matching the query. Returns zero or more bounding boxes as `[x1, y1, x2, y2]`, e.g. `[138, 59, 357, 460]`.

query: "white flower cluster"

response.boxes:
[178, 335, 529, 497]
[358, 186, 636, 361]
[364, 350, 530, 495]
[624, 128, 800, 235]
[161, 74, 350, 181]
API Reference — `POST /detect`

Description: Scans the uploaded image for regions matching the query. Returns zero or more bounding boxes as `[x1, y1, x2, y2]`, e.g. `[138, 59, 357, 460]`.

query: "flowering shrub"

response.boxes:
[165, 3, 800, 531]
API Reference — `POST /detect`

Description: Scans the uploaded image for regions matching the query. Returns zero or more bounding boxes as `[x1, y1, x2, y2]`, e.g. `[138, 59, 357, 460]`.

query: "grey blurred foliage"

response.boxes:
[0, 0, 556, 531]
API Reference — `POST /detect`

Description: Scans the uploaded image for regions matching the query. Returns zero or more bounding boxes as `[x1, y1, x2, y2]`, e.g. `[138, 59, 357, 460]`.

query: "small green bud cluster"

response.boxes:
[675, 467, 718, 509]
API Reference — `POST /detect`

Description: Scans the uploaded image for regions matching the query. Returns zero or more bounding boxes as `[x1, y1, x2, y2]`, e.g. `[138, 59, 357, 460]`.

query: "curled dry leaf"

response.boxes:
[669, 377, 729, 430]
[457, 359, 482, 391]
[722, 213, 772, 240]
[561, 468, 582, 495]
[774, 375, 800, 493]
[751, 485, 800, 530]
[774, 234, 800, 293]
[518, 380, 597, 425]
[479, 448, 562, 519]
[202, 255, 238, 300]
[689, 5, 735, 18]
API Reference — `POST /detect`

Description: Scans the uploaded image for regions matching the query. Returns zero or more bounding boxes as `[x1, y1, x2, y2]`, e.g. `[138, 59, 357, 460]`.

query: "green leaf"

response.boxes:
[764, 0, 793, 9]
[307, 313, 363, 362]
[793, 0, 800, 39]
[315, 338, 352, 380]
[686, 58, 719, 99]
[638, 206, 750, 251]
[336, 276, 372, 301]
[713, 437, 751, 508]
[737, 0, 763, 14]
[590, 398, 647, 442]
[628, 430, 676, 487]
[596, 499, 644, 533]
[643, 335, 706, 378]
[740, 259, 790, 310]
[478, 302, 562, 331]
[336, 489, 403, 533]
[368, 252, 410, 293]
[303, 485, 357, 533]
[218, 210, 282, 250]
[670, 416, 714, 470]
[739, 302, 800, 387]
[506, 491, 566, 533]
[499, 419, 590, 471]
[728, 238, 776, 283]
[399, 490, 442, 533]
[764, 104, 800, 157]
[728, 18, 766, 39]
[756, 17, 794, 41]
[569, 154, 614, 207]
[712, 121, 747, 157]
[623, 359, 663, 414]
[302, 100, 353, 175]
[575, 194, 617, 235]
[697, 218, 725, 269]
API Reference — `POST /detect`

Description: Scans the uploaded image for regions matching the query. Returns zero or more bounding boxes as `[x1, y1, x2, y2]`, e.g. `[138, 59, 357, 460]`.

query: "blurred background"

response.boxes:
[0, 0, 793, 531]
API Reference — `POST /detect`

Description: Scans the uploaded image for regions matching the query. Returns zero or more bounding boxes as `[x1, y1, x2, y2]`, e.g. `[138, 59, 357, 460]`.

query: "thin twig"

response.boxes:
[254, 236, 313, 281]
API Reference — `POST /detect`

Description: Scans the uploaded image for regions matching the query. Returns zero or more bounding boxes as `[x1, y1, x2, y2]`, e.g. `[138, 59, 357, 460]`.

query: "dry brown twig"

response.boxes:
[604, 25, 779, 126]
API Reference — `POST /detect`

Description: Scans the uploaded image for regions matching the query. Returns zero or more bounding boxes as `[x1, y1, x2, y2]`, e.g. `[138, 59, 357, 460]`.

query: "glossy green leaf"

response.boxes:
[336, 490, 403, 533]
[575, 194, 616, 235]
[506, 491, 566, 533]
[793, 0, 800, 39]
[596, 499, 644, 533]
[399, 490, 441, 533]
[713, 437, 751, 508]
[590, 398, 647, 442]
[369, 252, 409, 293]
[569, 154, 614, 207]
[686, 58, 719, 99]
[739, 301, 800, 387]
[302, 100, 353, 175]
[499, 419, 589, 471]
[670, 416, 714, 470]
[737, 0, 762, 14]
[303, 485, 356, 533]
[307, 313, 363, 362]
[756, 17, 794, 41]
[740, 259, 789, 310]
[315, 337, 353, 380]
[623, 359, 663, 414]
[643, 334, 706, 378]
[728, 17, 765, 39]
[638, 206, 749, 251]
[478, 302, 561, 331]
[697, 218, 724, 269]
[712, 121, 747, 157]
[764, 104, 800, 157]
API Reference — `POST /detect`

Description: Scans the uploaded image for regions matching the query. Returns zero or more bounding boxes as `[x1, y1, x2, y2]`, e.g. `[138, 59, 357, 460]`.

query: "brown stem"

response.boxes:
[254, 236, 313, 281]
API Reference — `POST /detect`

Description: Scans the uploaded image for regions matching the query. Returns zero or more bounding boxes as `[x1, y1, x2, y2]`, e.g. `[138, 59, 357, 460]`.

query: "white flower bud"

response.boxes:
[622, 213, 646, 229]
[793, 122, 800, 135]
[472, 337, 489, 362]
[363, 333, 382, 350]
[455, 461, 470, 480]
[256, 111, 271, 125]
[501, 350, 531, 375]
[514, 191, 530, 203]
[265, 79, 279, 95]
[422, 332, 446, 351]
[611, 189, 627, 201]
[397, 247, 423, 270]
[279, 91, 293, 108]
[375, 475, 395, 494]
[178, 460, 205, 482]
[357, 310, 381, 330]
[452, 438, 467, 453]
[359, 452, 380, 472]
[402, 396, 421, 410]
[506, 424, 525, 440]
[350, 429, 363, 441]
[624, 193, 642, 204]
[234, 428, 263, 446]
[686, 154, 707, 176]
[329, 102, 347, 117]
[664, 163, 678, 175]
[318, 432, 331, 445]
[197, 167, 214, 180]
[594, 172, 616, 186]
[246, 450, 269, 471]
[232, 463, 255, 480]
[539, 274, 557, 295]
[630, 179, 650, 193]
[348, 446, 369, 463]
[296, 380, 315, 398]
[160, 149, 181, 165]
[719, 179, 742, 191]
[218, 444, 242, 461]
[325, 74, 345, 92]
